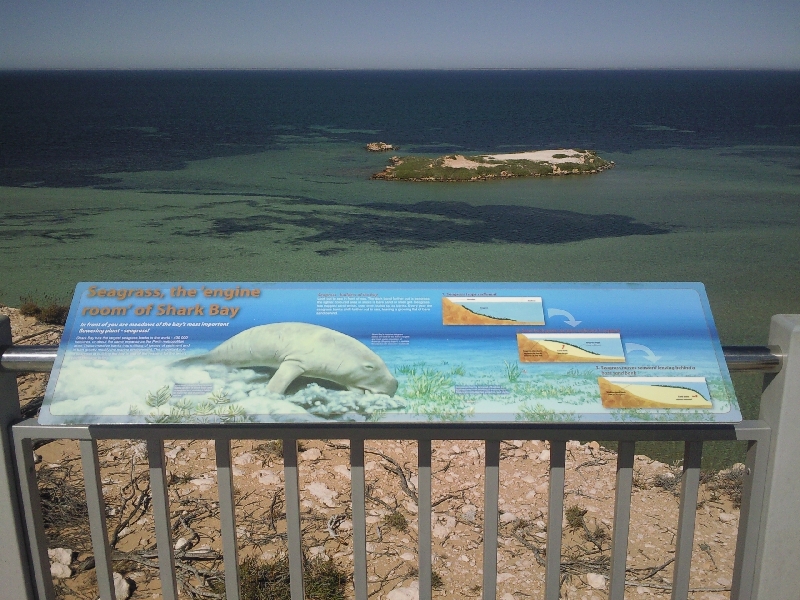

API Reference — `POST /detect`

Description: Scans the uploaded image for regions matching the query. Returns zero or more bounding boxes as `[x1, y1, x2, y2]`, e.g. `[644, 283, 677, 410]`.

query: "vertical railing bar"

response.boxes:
[283, 437, 305, 600]
[350, 438, 368, 600]
[13, 435, 56, 600]
[80, 439, 116, 600]
[418, 438, 432, 600]
[483, 440, 500, 600]
[215, 439, 241, 600]
[544, 440, 566, 600]
[731, 433, 770, 600]
[147, 438, 179, 600]
[608, 440, 635, 600]
[671, 441, 703, 600]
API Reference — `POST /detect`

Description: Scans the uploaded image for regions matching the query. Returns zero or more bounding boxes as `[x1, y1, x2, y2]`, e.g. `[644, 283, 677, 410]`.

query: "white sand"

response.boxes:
[442, 150, 586, 169]
[441, 155, 487, 169]
[484, 149, 585, 164]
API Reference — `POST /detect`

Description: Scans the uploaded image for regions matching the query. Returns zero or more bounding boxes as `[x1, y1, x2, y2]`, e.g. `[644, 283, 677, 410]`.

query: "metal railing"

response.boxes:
[1, 315, 799, 600]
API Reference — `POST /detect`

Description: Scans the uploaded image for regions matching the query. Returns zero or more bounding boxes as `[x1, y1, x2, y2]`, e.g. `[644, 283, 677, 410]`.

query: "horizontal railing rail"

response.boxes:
[0, 344, 786, 373]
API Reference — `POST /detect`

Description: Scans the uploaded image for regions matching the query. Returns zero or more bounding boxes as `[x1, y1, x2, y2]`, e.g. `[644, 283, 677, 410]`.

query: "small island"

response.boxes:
[372, 149, 614, 181]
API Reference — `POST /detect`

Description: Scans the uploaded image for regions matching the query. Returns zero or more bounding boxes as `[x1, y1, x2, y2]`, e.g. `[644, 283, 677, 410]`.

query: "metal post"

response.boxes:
[608, 441, 635, 600]
[350, 438, 368, 600]
[418, 439, 432, 600]
[283, 438, 305, 600]
[0, 316, 36, 600]
[671, 441, 703, 600]
[751, 315, 800, 599]
[544, 440, 566, 600]
[482, 440, 500, 600]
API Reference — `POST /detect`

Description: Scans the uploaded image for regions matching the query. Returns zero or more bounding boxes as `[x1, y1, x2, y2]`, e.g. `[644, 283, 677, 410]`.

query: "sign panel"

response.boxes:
[39, 282, 741, 425]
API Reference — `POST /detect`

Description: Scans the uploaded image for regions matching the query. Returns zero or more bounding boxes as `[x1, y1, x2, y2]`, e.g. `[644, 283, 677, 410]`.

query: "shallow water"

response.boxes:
[3, 142, 798, 341]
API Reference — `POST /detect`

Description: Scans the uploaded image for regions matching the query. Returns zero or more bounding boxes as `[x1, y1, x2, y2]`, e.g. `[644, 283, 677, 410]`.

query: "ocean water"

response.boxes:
[1, 70, 799, 463]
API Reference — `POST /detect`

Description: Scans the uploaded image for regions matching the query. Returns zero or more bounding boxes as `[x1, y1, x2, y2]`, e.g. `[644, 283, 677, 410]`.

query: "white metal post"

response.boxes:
[752, 315, 800, 599]
[0, 316, 36, 600]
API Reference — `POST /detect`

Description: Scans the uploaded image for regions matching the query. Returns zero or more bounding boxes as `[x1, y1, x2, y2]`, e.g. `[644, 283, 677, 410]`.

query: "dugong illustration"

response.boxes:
[175, 322, 398, 396]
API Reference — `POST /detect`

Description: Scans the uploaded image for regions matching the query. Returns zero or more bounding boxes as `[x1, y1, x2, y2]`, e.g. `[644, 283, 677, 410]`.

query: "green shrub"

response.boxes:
[19, 295, 70, 325]
[231, 554, 347, 600]
[384, 511, 408, 532]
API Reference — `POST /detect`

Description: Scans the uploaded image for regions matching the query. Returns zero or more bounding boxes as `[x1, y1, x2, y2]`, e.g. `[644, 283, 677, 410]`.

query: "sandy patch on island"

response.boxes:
[484, 149, 586, 164]
[442, 150, 587, 169]
[442, 155, 488, 169]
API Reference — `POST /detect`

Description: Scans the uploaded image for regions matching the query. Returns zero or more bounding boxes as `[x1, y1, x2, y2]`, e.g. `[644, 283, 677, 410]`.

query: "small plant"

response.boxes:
[653, 469, 682, 495]
[396, 362, 427, 376]
[503, 360, 523, 383]
[404, 368, 453, 397]
[587, 523, 608, 544]
[384, 511, 408, 532]
[145, 385, 171, 412]
[19, 294, 70, 325]
[565, 367, 598, 379]
[565, 504, 588, 531]
[210, 389, 232, 404]
[136, 386, 251, 423]
[708, 464, 745, 508]
[449, 364, 466, 376]
[231, 554, 347, 600]
[255, 440, 284, 458]
[218, 403, 249, 423]
[517, 402, 580, 423]
[431, 570, 444, 590]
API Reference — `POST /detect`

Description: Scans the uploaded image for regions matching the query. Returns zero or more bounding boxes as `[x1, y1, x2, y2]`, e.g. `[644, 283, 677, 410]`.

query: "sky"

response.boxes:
[1, 0, 798, 70]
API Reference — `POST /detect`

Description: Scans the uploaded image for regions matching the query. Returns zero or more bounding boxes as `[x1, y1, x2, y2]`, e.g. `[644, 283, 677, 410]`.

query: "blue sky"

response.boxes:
[1, 0, 798, 69]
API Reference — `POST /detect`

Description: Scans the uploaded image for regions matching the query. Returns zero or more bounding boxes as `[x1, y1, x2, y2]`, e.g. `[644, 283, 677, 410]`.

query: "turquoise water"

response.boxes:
[3, 141, 798, 352]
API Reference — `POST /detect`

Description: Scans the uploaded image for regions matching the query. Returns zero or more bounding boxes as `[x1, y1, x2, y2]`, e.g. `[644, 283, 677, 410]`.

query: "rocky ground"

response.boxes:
[2, 306, 742, 600]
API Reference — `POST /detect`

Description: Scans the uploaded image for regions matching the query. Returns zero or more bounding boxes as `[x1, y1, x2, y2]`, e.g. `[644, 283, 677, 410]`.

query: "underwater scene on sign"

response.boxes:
[39, 282, 741, 425]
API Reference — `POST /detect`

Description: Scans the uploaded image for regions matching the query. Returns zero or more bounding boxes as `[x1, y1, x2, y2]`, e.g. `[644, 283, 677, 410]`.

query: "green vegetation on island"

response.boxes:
[372, 149, 614, 181]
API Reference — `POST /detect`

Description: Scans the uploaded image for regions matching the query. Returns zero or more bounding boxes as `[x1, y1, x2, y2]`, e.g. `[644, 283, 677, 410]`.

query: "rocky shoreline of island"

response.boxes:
[371, 149, 614, 181]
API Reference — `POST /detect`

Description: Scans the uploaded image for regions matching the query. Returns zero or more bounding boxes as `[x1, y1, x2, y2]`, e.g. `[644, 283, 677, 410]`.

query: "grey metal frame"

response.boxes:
[1, 315, 797, 600]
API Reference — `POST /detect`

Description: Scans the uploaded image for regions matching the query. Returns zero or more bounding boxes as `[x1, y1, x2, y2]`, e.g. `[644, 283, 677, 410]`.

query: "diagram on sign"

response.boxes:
[598, 377, 713, 408]
[517, 333, 626, 362]
[442, 296, 545, 325]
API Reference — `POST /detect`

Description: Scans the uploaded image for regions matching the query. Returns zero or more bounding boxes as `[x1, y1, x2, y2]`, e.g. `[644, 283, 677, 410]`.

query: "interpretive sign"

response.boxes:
[39, 282, 741, 425]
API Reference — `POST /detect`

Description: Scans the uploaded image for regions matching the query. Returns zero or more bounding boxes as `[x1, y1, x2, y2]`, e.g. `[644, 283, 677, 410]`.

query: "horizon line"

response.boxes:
[2, 67, 800, 73]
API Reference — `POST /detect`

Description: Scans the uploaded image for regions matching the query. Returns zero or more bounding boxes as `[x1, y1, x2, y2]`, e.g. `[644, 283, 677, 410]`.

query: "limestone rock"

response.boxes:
[586, 573, 606, 589]
[333, 464, 351, 479]
[306, 482, 338, 507]
[50, 562, 72, 578]
[387, 580, 419, 600]
[366, 142, 396, 152]
[301, 447, 322, 461]
[48, 547, 73, 566]
[232, 452, 255, 465]
[164, 445, 183, 459]
[113, 572, 132, 600]
[253, 469, 280, 485]
[500, 512, 516, 523]
[461, 504, 477, 522]
[174, 537, 190, 551]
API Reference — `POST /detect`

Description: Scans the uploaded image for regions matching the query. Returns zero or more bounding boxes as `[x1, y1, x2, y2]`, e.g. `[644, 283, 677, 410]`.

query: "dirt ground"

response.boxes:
[2, 306, 742, 600]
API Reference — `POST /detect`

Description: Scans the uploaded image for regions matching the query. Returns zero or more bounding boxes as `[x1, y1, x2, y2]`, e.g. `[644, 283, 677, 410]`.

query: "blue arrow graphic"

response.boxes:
[625, 343, 661, 363]
[547, 308, 582, 327]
